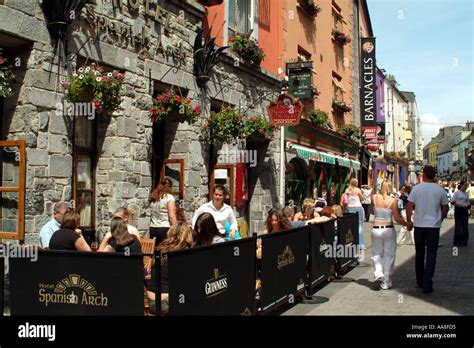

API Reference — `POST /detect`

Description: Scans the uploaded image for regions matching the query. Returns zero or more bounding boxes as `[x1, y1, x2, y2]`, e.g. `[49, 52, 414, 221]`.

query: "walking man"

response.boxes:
[406, 166, 449, 294]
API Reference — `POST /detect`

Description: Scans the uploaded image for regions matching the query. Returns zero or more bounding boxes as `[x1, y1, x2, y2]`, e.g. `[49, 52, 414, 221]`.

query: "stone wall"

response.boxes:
[0, 0, 282, 242]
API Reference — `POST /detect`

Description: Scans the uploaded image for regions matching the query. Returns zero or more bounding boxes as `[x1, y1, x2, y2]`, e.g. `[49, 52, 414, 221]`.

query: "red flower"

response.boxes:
[0, 57, 4, 65]
[94, 101, 101, 109]
[193, 105, 201, 112]
[149, 107, 156, 114]
[202, 122, 207, 129]
[186, 98, 191, 103]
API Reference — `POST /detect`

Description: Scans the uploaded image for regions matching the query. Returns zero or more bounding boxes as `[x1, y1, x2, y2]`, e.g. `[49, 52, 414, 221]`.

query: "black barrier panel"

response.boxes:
[336, 213, 360, 271]
[260, 227, 308, 314]
[308, 220, 336, 293]
[9, 250, 144, 315]
[167, 237, 257, 316]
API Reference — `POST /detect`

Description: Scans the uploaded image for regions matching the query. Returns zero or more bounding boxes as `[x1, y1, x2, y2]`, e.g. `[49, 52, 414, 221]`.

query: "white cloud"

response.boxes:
[420, 113, 443, 145]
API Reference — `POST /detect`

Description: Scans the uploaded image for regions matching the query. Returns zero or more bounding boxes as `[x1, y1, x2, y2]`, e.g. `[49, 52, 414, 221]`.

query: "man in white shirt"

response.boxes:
[39, 201, 69, 247]
[192, 185, 238, 238]
[406, 166, 449, 294]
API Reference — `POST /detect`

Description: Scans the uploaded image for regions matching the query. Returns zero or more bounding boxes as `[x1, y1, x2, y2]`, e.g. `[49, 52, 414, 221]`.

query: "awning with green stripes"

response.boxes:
[292, 143, 361, 169]
[350, 159, 361, 170]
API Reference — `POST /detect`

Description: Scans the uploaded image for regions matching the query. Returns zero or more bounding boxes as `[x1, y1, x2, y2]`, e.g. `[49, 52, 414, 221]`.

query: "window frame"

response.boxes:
[210, 164, 235, 208]
[160, 159, 184, 199]
[0, 140, 26, 240]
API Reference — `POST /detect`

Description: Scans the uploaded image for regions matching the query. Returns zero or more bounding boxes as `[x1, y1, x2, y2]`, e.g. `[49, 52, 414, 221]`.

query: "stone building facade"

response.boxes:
[0, 0, 282, 243]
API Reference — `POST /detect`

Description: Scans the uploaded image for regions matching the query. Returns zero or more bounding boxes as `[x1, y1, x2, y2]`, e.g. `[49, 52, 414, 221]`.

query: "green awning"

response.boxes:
[350, 159, 361, 170]
[336, 157, 351, 168]
[292, 143, 336, 164]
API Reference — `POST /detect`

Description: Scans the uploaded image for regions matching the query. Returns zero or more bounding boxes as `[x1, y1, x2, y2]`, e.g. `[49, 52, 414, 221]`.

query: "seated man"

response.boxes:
[39, 201, 69, 248]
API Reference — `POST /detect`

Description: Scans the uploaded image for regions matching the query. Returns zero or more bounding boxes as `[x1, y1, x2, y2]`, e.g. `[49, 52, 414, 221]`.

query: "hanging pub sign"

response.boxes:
[267, 93, 303, 127]
[287, 61, 313, 99]
[360, 38, 377, 142]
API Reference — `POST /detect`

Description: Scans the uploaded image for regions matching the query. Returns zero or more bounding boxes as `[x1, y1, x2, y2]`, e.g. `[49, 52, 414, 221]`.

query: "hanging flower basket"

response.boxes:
[62, 64, 124, 113]
[243, 115, 276, 142]
[76, 88, 95, 103]
[228, 31, 265, 66]
[300, 0, 322, 17]
[149, 91, 201, 124]
[332, 98, 352, 113]
[0, 57, 15, 98]
[201, 106, 245, 144]
[332, 29, 352, 46]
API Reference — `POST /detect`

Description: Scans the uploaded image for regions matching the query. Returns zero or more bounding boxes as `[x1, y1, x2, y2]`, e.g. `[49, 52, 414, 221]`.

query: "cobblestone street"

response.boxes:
[284, 217, 474, 315]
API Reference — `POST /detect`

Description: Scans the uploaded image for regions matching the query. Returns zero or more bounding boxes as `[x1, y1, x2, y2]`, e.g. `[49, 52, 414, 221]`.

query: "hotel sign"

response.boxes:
[267, 93, 303, 126]
[360, 38, 377, 141]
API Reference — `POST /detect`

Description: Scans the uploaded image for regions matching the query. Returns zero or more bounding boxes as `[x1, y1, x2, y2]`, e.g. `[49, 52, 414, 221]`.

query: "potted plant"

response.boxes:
[201, 106, 244, 144]
[62, 64, 124, 113]
[149, 91, 201, 124]
[243, 115, 276, 144]
[228, 31, 265, 66]
[306, 109, 332, 129]
[332, 29, 352, 46]
[338, 124, 361, 141]
[332, 98, 352, 113]
[299, 0, 322, 17]
[0, 57, 15, 97]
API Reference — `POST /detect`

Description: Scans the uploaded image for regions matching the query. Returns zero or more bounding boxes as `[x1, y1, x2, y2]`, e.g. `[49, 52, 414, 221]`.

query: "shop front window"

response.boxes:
[74, 116, 96, 231]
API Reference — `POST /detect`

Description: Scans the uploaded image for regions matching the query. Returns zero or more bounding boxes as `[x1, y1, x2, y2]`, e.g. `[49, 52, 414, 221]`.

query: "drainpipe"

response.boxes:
[280, 126, 285, 207]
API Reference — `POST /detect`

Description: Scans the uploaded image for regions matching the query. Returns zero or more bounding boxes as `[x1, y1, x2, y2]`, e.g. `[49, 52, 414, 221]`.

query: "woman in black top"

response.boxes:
[99, 216, 142, 254]
[49, 210, 92, 251]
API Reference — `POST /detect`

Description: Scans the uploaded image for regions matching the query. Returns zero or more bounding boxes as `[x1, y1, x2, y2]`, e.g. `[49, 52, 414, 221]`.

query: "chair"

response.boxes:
[140, 237, 156, 275]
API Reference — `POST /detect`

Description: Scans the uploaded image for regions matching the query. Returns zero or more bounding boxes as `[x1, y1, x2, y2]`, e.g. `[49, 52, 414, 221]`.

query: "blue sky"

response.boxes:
[367, 0, 473, 144]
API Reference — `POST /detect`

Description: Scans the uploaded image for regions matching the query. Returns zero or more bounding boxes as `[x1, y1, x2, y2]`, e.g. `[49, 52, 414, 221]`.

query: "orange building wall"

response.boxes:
[204, 2, 226, 47]
[258, 0, 282, 76]
[203, 1, 281, 77]
[282, 0, 354, 128]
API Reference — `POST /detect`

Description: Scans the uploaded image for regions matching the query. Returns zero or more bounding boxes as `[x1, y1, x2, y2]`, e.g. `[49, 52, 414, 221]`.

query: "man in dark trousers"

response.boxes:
[406, 166, 449, 294]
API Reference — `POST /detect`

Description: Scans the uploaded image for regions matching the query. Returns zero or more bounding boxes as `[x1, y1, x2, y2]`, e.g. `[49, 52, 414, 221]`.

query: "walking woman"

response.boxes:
[451, 181, 470, 246]
[149, 180, 177, 245]
[341, 178, 366, 249]
[372, 181, 410, 290]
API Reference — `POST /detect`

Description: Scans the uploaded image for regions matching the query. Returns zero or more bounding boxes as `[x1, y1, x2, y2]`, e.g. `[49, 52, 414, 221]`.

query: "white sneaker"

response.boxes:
[380, 281, 392, 290]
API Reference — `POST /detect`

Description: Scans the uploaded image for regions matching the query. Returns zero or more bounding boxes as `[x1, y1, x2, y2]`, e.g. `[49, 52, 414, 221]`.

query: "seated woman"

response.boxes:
[321, 206, 337, 219]
[49, 210, 91, 252]
[263, 209, 292, 234]
[98, 216, 142, 254]
[194, 213, 227, 246]
[146, 222, 194, 315]
[293, 198, 316, 221]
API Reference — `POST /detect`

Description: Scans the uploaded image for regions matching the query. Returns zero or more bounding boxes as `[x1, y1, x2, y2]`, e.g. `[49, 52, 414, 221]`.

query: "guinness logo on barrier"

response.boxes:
[241, 307, 252, 316]
[345, 229, 354, 244]
[204, 268, 228, 298]
[277, 245, 295, 270]
[38, 274, 109, 307]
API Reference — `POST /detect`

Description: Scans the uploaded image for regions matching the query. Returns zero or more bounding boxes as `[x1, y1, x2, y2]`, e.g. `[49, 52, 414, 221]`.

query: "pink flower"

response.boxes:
[161, 107, 166, 111]
[236, 120, 241, 124]
[193, 105, 201, 112]
[202, 122, 207, 129]
[116, 73, 124, 78]
[60, 80, 69, 87]
[96, 67, 104, 72]
[150, 107, 156, 114]
[94, 101, 101, 109]
[176, 96, 182, 103]
[0, 57, 4, 65]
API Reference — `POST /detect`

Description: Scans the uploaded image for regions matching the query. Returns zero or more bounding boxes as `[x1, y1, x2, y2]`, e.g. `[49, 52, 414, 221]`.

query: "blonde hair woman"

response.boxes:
[371, 181, 409, 290]
[340, 178, 366, 250]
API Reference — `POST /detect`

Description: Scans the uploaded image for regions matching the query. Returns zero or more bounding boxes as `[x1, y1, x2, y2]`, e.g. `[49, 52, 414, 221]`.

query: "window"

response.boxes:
[160, 159, 184, 199]
[211, 164, 235, 208]
[228, 0, 257, 37]
[0, 140, 25, 240]
[297, 46, 312, 62]
[332, 2, 343, 30]
[74, 116, 97, 230]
